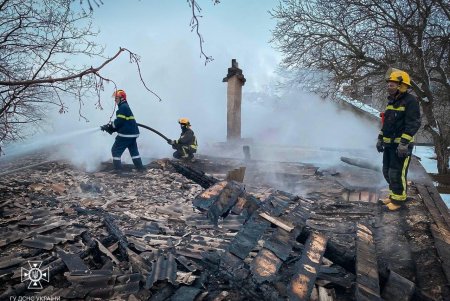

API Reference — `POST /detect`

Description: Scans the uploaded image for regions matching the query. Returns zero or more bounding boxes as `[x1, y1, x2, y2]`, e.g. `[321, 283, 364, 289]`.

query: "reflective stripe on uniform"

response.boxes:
[181, 146, 188, 158]
[401, 133, 413, 141]
[391, 156, 410, 201]
[131, 155, 141, 159]
[383, 137, 401, 143]
[113, 157, 121, 161]
[383, 136, 414, 143]
[117, 114, 135, 120]
[191, 137, 198, 149]
[117, 133, 139, 138]
[386, 105, 405, 111]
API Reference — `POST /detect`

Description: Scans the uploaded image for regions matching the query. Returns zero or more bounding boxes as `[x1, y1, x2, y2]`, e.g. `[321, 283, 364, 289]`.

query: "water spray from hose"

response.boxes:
[1, 127, 100, 159]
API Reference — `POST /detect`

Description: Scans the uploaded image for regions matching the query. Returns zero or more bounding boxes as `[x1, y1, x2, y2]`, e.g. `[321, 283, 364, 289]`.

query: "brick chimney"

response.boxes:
[223, 59, 246, 142]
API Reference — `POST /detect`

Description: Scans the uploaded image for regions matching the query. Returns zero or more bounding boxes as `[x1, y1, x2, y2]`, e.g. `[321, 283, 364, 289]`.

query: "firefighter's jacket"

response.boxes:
[176, 127, 197, 151]
[378, 92, 421, 145]
[112, 100, 140, 138]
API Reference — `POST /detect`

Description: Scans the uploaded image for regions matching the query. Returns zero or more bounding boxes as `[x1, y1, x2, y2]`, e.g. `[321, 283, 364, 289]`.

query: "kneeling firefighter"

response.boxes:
[100, 89, 145, 172]
[168, 118, 198, 161]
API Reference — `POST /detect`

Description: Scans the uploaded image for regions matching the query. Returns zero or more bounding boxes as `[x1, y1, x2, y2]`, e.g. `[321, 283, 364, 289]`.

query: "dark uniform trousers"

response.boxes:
[111, 136, 143, 170]
[382, 145, 412, 201]
[173, 145, 195, 159]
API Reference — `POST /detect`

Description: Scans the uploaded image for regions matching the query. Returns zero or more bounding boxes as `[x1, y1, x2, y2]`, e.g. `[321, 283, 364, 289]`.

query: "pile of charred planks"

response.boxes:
[0, 159, 438, 300]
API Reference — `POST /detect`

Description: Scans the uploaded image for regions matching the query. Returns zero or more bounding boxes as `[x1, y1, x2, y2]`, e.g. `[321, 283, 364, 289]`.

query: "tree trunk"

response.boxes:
[435, 137, 450, 175]
[418, 100, 449, 175]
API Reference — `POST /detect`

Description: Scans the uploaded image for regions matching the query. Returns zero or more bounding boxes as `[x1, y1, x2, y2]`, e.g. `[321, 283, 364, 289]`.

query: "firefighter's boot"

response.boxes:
[383, 199, 405, 211]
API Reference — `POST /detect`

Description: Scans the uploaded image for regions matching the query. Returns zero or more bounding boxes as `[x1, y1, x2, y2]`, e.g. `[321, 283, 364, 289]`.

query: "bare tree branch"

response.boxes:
[187, 0, 214, 65]
[271, 0, 450, 174]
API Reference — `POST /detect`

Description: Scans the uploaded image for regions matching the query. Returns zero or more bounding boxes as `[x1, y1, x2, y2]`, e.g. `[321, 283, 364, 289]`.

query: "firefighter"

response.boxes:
[168, 118, 198, 162]
[376, 69, 421, 211]
[101, 89, 145, 172]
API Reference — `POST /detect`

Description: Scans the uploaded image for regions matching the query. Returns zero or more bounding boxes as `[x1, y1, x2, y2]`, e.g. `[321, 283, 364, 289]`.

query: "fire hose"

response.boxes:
[137, 123, 171, 143]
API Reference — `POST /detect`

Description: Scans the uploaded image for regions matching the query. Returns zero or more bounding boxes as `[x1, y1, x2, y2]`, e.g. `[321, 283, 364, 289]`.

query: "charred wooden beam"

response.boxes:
[72, 205, 129, 261]
[227, 213, 270, 260]
[355, 223, 381, 301]
[207, 181, 245, 225]
[288, 231, 328, 301]
[250, 204, 305, 284]
[104, 214, 129, 261]
[193, 181, 228, 210]
[226, 166, 246, 182]
[301, 227, 355, 274]
[380, 270, 414, 301]
[259, 212, 294, 232]
[170, 161, 219, 189]
[318, 265, 355, 289]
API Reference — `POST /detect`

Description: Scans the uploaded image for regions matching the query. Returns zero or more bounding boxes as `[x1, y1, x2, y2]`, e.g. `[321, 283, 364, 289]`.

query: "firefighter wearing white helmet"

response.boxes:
[168, 118, 198, 162]
[377, 69, 421, 211]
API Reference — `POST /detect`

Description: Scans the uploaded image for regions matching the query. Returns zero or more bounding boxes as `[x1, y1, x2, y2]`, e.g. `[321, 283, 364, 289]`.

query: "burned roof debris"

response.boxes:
[0, 152, 449, 300]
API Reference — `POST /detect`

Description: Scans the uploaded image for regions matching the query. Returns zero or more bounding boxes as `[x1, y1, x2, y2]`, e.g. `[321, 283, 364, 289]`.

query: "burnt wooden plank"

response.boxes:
[219, 250, 249, 281]
[264, 227, 302, 261]
[250, 202, 305, 284]
[226, 166, 246, 182]
[170, 160, 219, 189]
[424, 184, 450, 229]
[355, 223, 381, 301]
[288, 201, 311, 227]
[250, 248, 282, 283]
[259, 212, 294, 232]
[207, 181, 244, 224]
[318, 265, 355, 289]
[261, 190, 298, 216]
[104, 214, 129, 261]
[230, 196, 248, 215]
[288, 231, 328, 301]
[417, 184, 448, 230]
[381, 270, 415, 301]
[430, 224, 450, 282]
[227, 214, 270, 260]
[231, 193, 261, 217]
[192, 181, 228, 210]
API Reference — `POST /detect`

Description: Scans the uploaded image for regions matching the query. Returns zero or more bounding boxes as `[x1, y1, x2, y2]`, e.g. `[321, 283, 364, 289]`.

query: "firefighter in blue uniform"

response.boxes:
[168, 118, 198, 162]
[377, 69, 421, 211]
[101, 89, 145, 172]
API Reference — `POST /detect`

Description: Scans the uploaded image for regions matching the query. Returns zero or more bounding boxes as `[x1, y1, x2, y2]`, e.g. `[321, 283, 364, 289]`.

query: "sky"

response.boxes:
[4, 0, 382, 171]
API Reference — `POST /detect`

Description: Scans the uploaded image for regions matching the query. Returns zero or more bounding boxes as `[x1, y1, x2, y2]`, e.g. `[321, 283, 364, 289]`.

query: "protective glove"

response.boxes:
[376, 140, 384, 153]
[396, 142, 409, 158]
[100, 123, 114, 135]
[167, 139, 175, 145]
